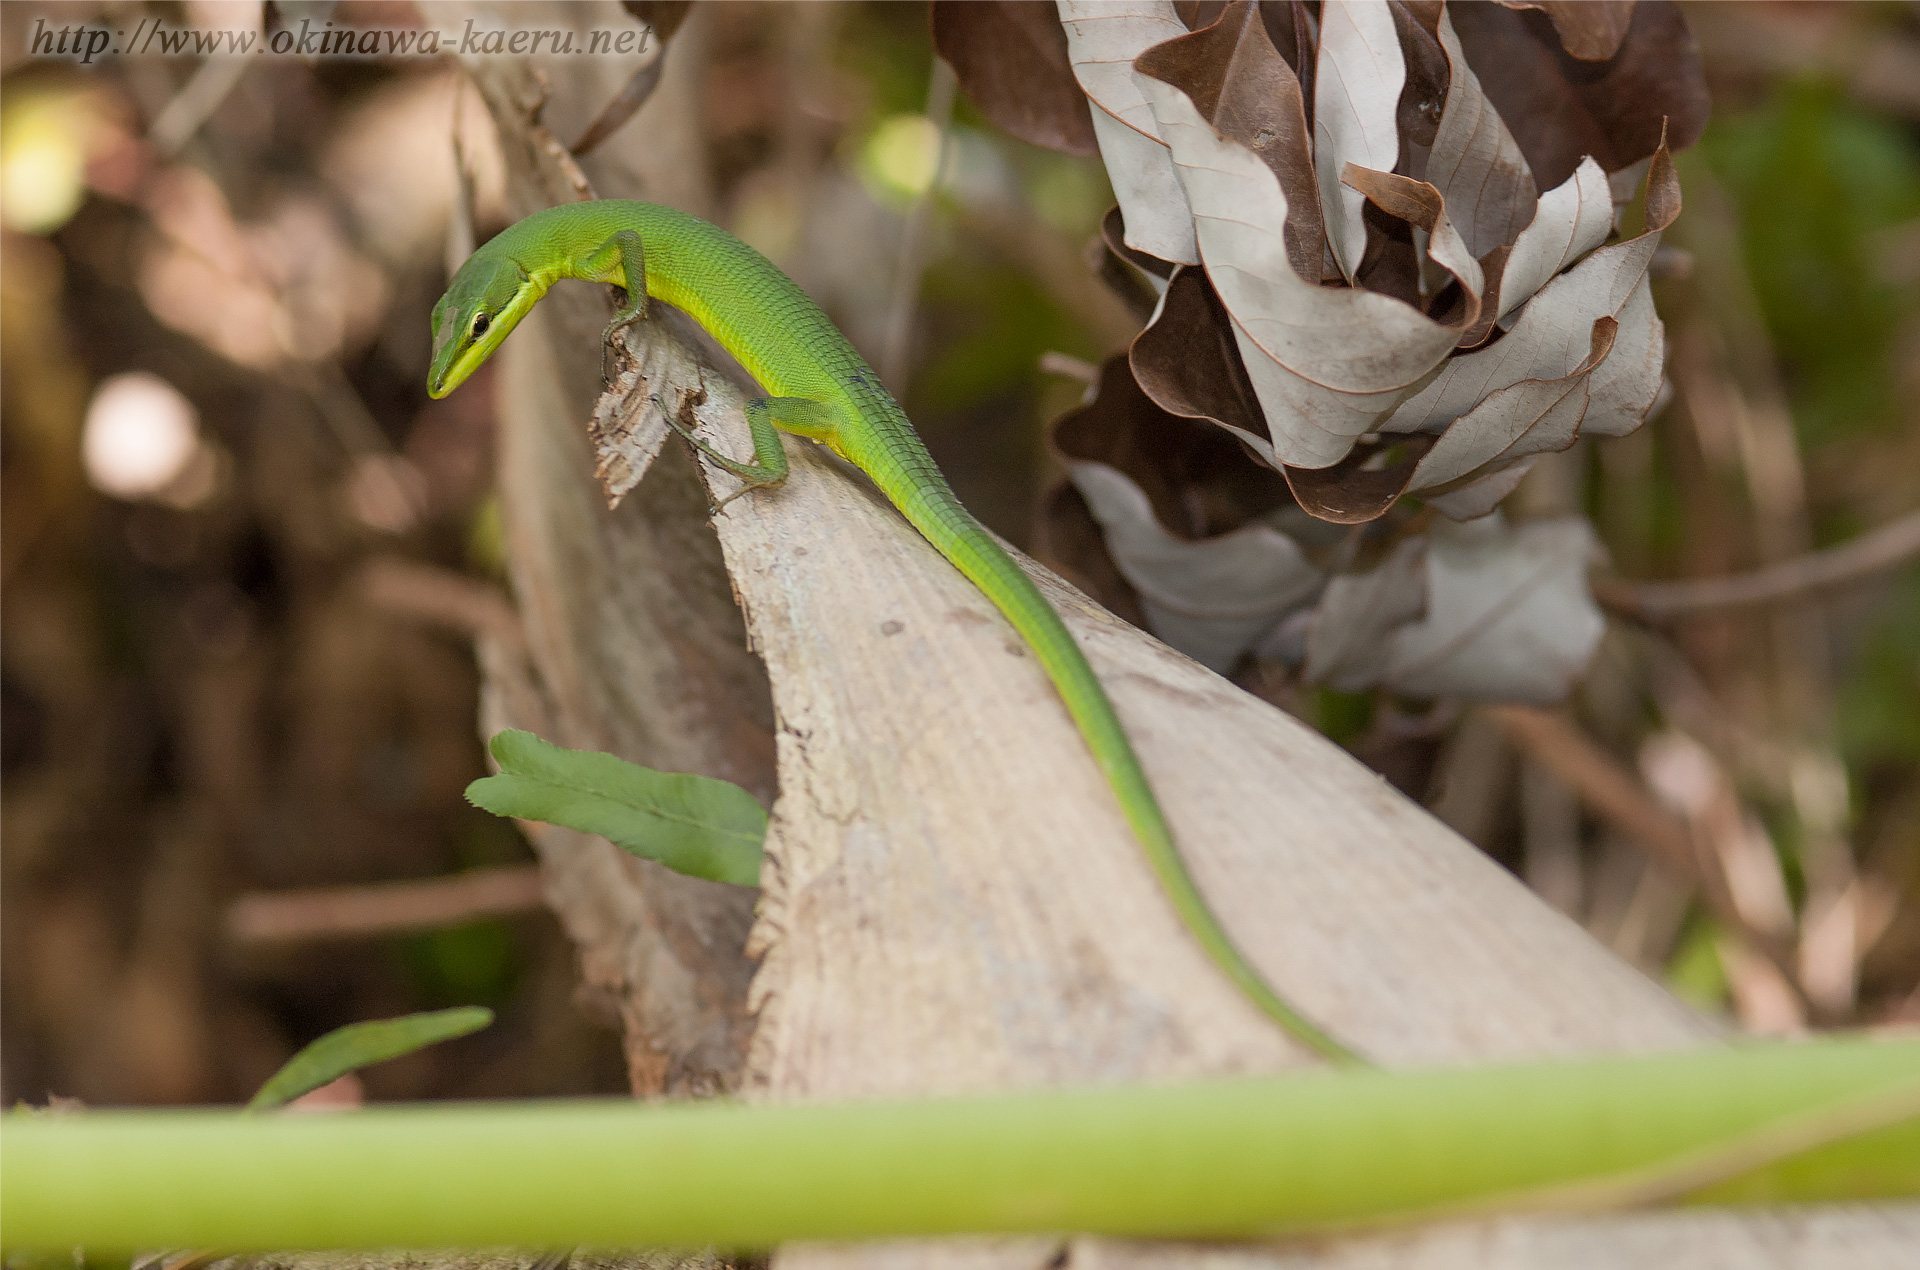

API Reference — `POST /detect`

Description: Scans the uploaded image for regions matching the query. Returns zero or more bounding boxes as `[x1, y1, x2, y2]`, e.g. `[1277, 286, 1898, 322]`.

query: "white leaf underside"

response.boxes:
[1074, 461, 1606, 702]
[1378, 515, 1604, 703]
[1314, 0, 1406, 283]
[1069, 460, 1323, 673]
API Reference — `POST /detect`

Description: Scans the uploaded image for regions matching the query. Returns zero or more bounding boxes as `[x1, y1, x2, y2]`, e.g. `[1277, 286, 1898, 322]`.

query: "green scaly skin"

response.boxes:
[430, 200, 1357, 1065]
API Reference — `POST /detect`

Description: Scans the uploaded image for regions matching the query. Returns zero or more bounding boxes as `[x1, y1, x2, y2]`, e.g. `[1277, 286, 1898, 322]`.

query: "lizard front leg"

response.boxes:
[667, 396, 844, 512]
[582, 228, 650, 385]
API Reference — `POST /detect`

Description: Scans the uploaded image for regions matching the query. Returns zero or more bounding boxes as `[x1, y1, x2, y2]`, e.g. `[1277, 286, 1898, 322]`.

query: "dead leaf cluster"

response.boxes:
[940, 0, 1710, 700]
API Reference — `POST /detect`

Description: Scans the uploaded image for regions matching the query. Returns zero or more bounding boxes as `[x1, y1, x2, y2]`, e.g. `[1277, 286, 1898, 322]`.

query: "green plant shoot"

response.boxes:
[246, 1007, 495, 1112]
[466, 729, 765, 887]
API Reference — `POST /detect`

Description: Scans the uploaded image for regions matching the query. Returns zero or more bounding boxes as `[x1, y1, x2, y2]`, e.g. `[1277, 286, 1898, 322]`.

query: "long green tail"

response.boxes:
[876, 452, 1358, 1065]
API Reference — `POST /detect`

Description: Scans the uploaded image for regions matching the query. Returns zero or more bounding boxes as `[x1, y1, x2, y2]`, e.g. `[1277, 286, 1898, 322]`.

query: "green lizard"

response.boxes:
[428, 199, 1355, 1064]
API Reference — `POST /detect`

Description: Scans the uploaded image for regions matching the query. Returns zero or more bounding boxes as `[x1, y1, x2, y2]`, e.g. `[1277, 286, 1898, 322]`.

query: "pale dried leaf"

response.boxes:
[1058, 0, 1199, 264]
[1302, 537, 1428, 691]
[1424, 4, 1537, 261]
[1378, 514, 1605, 702]
[1575, 279, 1667, 437]
[1138, 71, 1481, 469]
[1423, 458, 1536, 520]
[1067, 460, 1322, 671]
[1496, 156, 1613, 322]
[1404, 314, 1617, 510]
[1313, 0, 1406, 282]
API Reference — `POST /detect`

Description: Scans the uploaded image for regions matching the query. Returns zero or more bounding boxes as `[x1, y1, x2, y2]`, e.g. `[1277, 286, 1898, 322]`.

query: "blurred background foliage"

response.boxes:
[1, 0, 1916, 1108]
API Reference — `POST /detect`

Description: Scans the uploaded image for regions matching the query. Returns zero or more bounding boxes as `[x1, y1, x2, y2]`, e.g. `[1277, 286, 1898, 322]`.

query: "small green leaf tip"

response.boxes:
[466, 729, 765, 887]
[246, 1006, 494, 1112]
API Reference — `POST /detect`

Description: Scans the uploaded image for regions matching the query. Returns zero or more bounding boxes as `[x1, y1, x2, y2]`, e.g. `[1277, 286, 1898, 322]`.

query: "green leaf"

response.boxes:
[466, 730, 765, 887]
[246, 1007, 494, 1113]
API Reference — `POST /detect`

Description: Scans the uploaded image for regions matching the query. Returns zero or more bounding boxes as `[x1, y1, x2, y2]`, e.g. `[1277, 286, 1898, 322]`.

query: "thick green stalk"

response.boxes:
[6, 1036, 1918, 1251]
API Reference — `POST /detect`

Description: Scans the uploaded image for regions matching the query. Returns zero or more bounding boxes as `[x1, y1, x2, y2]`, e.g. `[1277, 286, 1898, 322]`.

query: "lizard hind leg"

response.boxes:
[668, 396, 844, 513]
[584, 229, 650, 385]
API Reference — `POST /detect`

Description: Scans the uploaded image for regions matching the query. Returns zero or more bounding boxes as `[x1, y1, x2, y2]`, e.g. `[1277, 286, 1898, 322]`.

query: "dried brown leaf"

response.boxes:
[1131, 263, 1441, 525]
[1129, 264, 1269, 451]
[1450, 0, 1708, 189]
[932, 1, 1098, 156]
[1493, 0, 1638, 62]
[1390, 1, 1451, 149]
[1283, 433, 1437, 524]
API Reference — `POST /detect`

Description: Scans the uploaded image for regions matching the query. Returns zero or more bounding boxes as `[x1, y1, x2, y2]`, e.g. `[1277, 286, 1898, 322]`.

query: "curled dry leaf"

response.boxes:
[1413, 2, 1537, 263]
[1049, 361, 1611, 701]
[932, 1, 1098, 156]
[1055, 353, 1293, 542]
[1491, 155, 1614, 326]
[1057, 0, 1199, 265]
[1391, 1, 1450, 151]
[1129, 264, 1268, 454]
[1130, 260, 1436, 524]
[1403, 312, 1618, 515]
[1303, 536, 1429, 691]
[998, 0, 1704, 699]
[1068, 460, 1323, 672]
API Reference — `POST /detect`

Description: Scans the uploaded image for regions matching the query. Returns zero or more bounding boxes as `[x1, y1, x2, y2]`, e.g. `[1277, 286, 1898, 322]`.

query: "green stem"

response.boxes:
[5, 1037, 1918, 1251]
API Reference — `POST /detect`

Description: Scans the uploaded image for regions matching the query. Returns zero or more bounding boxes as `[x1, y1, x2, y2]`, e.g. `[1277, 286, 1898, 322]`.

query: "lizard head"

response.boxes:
[427, 252, 540, 399]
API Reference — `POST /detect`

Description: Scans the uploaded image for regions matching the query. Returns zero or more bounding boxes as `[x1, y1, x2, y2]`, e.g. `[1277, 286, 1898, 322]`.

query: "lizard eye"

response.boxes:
[470, 313, 491, 339]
